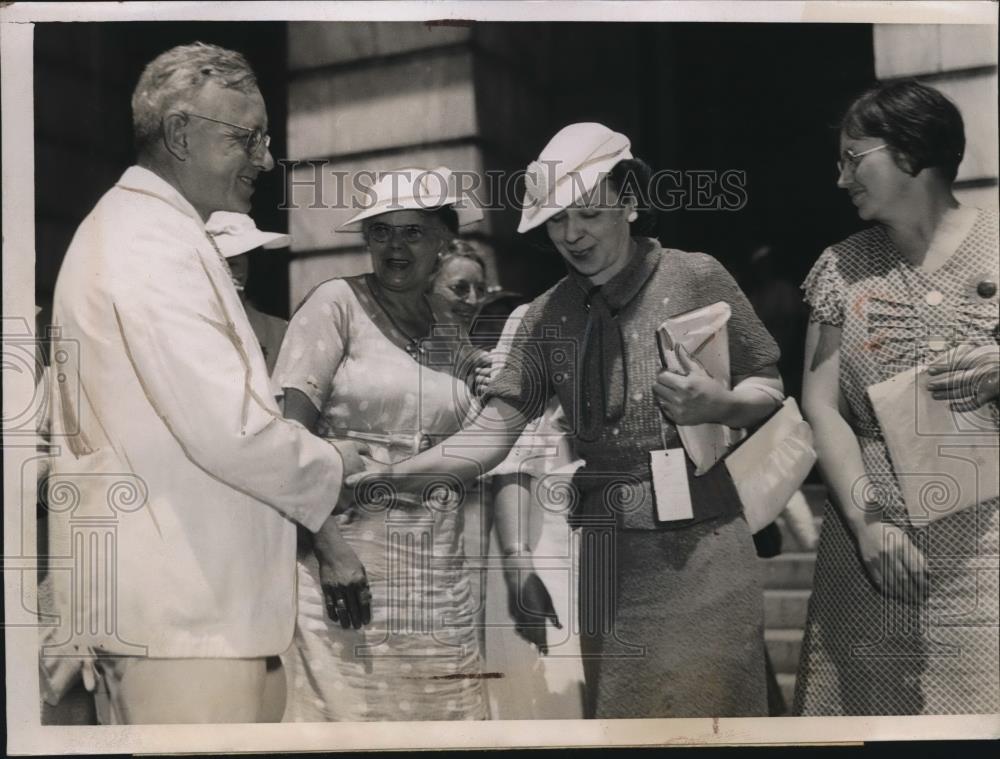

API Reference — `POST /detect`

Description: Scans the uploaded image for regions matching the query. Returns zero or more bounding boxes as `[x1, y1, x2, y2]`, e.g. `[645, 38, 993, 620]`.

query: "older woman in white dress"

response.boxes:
[276, 168, 556, 721]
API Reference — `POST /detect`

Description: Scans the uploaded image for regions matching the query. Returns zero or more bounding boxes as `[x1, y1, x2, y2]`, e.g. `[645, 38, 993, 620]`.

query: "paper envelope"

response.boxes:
[867, 366, 999, 523]
[658, 301, 743, 475]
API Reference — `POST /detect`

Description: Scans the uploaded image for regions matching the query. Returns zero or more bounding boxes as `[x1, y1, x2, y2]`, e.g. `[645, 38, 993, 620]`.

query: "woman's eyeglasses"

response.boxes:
[837, 144, 887, 175]
[366, 223, 431, 244]
[184, 112, 271, 158]
[447, 281, 487, 300]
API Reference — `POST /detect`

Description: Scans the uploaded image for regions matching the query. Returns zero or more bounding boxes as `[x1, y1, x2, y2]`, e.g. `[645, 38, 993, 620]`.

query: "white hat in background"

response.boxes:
[517, 122, 632, 233]
[205, 212, 291, 258]
[338, 166, 483, 232]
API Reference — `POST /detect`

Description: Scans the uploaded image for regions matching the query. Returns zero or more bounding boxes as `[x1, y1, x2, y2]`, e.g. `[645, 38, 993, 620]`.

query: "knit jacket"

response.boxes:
[488, 238, 780, 530]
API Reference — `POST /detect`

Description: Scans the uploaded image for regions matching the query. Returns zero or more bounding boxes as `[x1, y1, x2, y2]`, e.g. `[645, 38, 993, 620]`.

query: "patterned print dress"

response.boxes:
[794, 208, 1000, 715]
[274, 276, 487, 722]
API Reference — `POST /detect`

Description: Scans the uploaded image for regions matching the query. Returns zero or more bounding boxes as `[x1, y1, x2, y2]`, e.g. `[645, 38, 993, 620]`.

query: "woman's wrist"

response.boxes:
[719, 385, 781, 428]
[714, 386, 758, 427]
[501, 543, 535, 571]
[502, 542, 532, 558]
[839, 474, 883, 533]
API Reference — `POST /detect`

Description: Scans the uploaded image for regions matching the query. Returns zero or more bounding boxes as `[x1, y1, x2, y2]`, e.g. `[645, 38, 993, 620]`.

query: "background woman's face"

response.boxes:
[365, 209, 449, 293]
[429, 256, 487, 329]
[837, 132, 914, 223]
[544, 178, 633, 285]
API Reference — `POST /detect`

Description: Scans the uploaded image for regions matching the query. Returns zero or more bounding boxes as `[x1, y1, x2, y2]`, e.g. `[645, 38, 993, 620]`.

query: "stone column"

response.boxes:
[285, 22, 488, 308]
[873, 24, 998, 208]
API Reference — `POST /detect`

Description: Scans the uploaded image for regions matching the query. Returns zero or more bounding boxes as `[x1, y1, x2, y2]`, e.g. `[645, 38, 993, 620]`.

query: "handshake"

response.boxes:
[329, 439, 463, 514]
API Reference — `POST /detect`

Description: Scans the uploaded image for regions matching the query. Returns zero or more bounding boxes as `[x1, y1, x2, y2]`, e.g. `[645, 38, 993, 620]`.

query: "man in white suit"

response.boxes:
[43, 42, 368, 724]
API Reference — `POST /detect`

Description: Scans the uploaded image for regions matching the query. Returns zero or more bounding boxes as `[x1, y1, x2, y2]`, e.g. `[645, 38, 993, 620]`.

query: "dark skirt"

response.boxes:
[576, 513, 768, 718]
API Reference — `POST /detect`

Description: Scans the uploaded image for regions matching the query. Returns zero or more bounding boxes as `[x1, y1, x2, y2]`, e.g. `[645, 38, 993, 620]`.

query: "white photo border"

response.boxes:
[3, 1, 998, 754]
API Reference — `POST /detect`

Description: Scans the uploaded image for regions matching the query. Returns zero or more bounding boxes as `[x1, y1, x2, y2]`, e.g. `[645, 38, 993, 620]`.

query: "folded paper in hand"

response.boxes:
[867, 366, 999, 523]
[657, 301, 743, 475]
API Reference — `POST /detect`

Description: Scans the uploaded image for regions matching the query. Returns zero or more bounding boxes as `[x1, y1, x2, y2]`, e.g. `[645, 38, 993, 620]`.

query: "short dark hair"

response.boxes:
[524, 157, 658, 252]
[841, 79, 965, 182]
[608, 157, 657, 235]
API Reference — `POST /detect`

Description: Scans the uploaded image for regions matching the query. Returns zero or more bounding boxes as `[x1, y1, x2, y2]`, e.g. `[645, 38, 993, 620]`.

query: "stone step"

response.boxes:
[773, 515, 824, 553]
[763, 588, 811, 629]
[765, 628, 804, 675]
[776, 672, 798, 715]
[759, 552, 816, 590]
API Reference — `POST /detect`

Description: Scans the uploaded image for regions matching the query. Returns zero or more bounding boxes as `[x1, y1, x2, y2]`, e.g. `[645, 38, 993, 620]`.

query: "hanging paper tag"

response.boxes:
[649, 449, 694, 522]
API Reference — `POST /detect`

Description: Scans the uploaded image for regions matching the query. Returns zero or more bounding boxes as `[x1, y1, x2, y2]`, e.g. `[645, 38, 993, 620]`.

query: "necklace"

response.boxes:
[366, 275, 430, 358]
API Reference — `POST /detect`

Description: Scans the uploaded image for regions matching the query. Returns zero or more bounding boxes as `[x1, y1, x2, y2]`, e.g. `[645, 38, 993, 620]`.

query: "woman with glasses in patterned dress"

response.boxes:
[794, 80, 1000, 715]
[274, 168, 555, 721]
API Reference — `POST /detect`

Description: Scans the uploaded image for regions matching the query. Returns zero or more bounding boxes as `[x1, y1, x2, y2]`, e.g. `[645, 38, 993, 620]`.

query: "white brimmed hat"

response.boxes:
[517, 123, 632, 233]
[338, 166, 483, 232]
[206, 212, 291, 258]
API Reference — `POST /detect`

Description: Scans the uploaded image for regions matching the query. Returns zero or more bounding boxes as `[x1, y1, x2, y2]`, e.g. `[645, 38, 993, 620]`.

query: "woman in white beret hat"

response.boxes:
[273, 167, 550, 722]
[206, 211, 290, 375]
[349, 124, 785, 718]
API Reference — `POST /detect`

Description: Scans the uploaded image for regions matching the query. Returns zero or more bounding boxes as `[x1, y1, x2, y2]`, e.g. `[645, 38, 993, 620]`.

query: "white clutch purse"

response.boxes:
[724, 397, 818, 534]
[867, 366, 999, 523]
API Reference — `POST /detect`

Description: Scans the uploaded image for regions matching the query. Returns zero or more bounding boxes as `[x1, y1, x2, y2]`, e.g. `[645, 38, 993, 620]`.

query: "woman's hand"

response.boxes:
[653, 345, 731, 425]
[502, 555, 561, 655]
[314, 517, 372, 629]
[330, 441, 371, 515]
[853, 520, 927, 603]
[927, 344, 1000, 412]
[470, 348, 493, 398]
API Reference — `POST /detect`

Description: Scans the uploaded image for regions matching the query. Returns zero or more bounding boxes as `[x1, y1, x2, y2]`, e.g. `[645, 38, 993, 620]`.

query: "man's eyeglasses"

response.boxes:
[837, 144, 887, 175]
[366, 223, 433, 245]
[185, 112, 271, 157]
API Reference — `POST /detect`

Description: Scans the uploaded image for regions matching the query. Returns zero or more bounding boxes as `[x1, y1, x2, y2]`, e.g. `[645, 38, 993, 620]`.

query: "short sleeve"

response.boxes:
[273, 281, 349, 412]
[802, 247, 845, 328]
[488, 306, 562, 478]
[697, 256, 781, 378]
[482, 301, 553, 423]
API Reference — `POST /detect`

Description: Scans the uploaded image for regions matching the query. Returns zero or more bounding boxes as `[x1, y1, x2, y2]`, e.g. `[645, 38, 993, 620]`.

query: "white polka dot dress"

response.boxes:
[275, 276, 487, 722]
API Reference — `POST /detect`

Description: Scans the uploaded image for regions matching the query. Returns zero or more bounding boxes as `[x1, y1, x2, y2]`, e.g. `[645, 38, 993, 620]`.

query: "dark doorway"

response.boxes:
[483, 21, 875, 400]
[650, 23, 877, 399]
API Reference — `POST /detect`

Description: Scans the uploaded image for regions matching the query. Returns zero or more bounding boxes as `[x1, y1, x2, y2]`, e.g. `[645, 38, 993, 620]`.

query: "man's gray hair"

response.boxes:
[131, 42, 258, 154]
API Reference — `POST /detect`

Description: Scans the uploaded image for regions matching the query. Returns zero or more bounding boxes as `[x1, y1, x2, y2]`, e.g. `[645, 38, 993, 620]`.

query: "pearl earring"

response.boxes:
[627, 210, 638, 223]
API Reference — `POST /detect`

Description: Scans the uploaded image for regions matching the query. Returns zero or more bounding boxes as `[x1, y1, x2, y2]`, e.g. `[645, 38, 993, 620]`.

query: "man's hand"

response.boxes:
[314, 516, 372, 629]
[331, 440, 371, 478]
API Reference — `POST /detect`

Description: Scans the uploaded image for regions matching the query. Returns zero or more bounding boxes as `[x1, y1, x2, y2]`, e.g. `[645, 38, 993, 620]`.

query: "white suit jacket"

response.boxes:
[45, 166, 343, 658]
